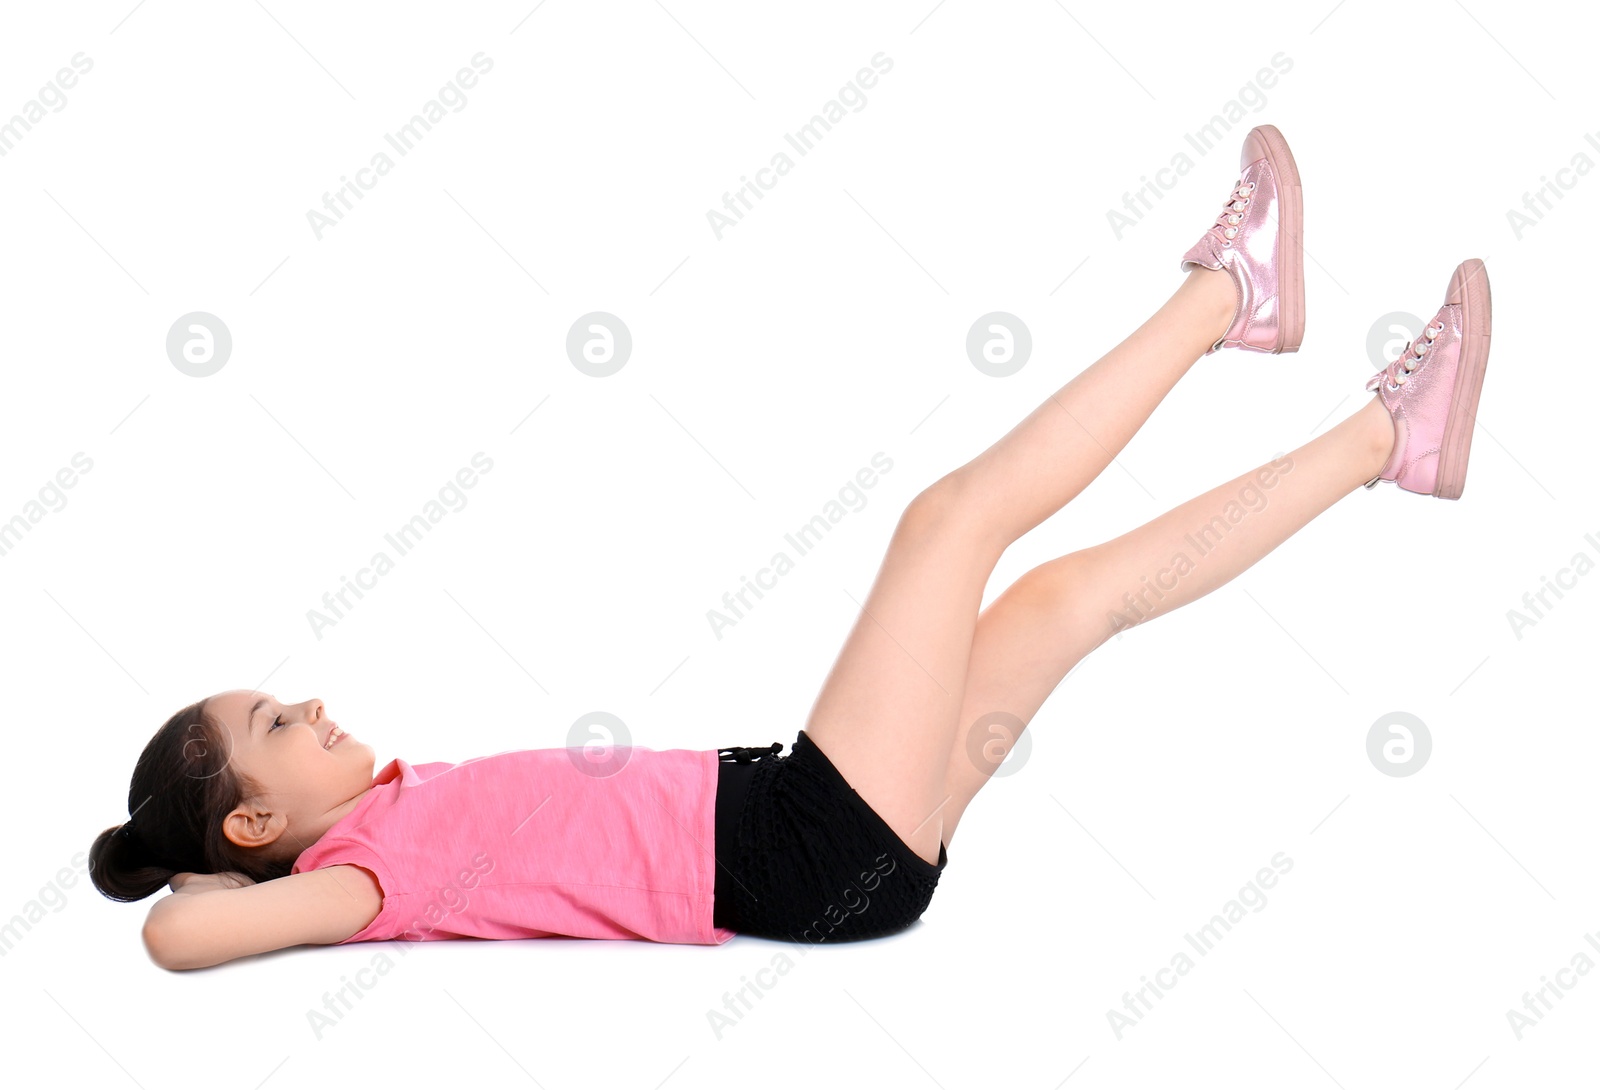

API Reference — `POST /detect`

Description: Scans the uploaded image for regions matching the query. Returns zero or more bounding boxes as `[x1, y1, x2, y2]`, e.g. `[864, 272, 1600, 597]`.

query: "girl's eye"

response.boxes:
[270, 717, 286, 731]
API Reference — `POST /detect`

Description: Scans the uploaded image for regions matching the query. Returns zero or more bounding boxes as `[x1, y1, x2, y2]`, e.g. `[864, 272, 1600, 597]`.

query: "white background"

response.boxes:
[1, 1, 1594, 1087]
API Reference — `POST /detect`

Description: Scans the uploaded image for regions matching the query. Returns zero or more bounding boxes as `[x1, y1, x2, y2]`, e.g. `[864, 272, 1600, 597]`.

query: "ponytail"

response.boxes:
[88, 820, 177, 903]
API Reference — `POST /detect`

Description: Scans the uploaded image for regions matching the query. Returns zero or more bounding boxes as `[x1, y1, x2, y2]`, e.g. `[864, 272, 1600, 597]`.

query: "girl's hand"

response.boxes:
[168, 871, 256, 895]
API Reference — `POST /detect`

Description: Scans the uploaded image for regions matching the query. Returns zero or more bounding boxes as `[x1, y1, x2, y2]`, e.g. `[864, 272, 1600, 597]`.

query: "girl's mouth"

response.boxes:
[324, 725, 347, 749]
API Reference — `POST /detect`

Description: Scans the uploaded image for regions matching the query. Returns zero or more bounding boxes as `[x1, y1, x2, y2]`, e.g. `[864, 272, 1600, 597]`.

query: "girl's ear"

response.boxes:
[222, 804, 286, 851]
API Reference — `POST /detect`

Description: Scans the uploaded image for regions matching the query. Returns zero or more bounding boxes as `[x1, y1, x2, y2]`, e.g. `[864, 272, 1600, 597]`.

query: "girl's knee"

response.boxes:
[900, 472, 1004, 553]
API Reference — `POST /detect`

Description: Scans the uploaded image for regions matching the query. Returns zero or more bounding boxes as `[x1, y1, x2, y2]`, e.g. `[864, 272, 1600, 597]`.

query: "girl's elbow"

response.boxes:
[141, 914, 184, 970]
[142, 910, 210, 970]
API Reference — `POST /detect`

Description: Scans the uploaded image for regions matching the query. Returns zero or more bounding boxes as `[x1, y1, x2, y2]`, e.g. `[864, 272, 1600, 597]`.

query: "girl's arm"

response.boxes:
[141, 865, 383, 970]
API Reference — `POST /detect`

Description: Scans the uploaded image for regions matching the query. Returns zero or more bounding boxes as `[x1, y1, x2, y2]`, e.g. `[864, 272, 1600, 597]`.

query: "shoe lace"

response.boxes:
[1367, 319, 1445, 392]
[1209, 179, 1255, 242]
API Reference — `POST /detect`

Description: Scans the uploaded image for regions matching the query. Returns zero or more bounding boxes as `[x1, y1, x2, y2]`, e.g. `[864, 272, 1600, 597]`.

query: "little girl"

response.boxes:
[91, 125, 1493, 969]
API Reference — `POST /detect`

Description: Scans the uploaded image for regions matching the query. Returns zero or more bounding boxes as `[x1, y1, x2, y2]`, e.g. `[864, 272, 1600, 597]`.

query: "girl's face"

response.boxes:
[208, 690, 377, 857]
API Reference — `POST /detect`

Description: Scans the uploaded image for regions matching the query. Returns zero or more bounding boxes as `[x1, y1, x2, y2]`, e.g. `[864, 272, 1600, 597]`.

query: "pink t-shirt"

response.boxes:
[291, 747, 735, 945]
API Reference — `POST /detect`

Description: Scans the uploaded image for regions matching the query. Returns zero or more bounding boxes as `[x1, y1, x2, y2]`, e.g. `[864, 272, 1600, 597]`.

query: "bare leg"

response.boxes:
[803, 269, 1235, 865]
[939, 396, 1397, 839]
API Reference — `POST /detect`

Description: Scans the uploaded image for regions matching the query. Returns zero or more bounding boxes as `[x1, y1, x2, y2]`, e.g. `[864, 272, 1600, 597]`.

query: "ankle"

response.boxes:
[1354, 395, 1397, 477]
[1183, 266, 1237, 343]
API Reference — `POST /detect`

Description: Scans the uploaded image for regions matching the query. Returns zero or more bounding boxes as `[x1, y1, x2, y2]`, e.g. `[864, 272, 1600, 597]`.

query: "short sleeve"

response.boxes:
[292, 835, 398, 944]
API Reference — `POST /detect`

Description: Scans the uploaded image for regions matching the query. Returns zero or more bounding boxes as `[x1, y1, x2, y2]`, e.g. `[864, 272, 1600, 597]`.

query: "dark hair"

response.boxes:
[89, 697, 292, 902]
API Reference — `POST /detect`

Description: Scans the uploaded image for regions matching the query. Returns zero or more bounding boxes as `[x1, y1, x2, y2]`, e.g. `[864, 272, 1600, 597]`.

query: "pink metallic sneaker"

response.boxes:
[1364, 259, 1493, 500]
[1180, 124, 1305, 354]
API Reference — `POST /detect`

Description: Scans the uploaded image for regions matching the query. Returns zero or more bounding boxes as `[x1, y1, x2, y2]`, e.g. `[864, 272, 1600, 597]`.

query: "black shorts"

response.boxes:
[712, 730, 948, 942]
